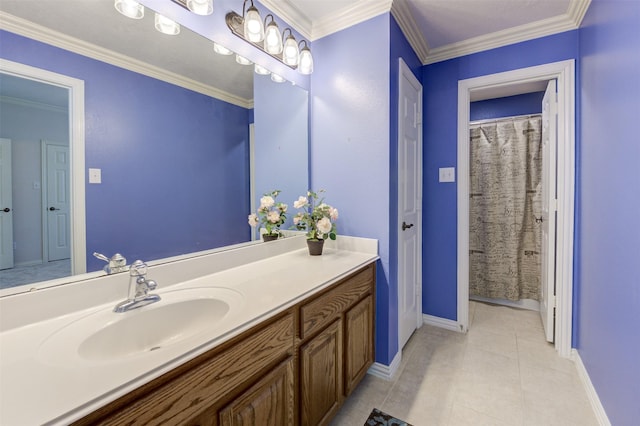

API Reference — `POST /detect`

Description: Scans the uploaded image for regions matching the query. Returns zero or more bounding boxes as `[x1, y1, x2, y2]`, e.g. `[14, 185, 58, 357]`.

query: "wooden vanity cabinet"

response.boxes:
[299, 264, 375, 426]
[74, 263, 375, 426]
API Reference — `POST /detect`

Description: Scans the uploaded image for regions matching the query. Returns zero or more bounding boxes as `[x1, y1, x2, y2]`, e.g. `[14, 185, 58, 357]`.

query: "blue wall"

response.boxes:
[421, 30, 579, 321]
[470, 92, 544, 121]
[0, 30, 251, 272]
[253, 74, 309, 233]
[310, 14, 396, 364]
[577, 0, 640, 424]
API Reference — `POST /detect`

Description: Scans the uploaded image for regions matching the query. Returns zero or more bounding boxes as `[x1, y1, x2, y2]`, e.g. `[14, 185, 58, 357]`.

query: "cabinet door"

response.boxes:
[219, 357, 295, 426]
[300, 320, 343, 426]
[344, 295, 374, 395]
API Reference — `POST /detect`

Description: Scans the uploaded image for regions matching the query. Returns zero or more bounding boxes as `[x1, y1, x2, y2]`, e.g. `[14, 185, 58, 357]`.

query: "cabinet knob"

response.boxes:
[402, 221, 414, 231]
[2, 207, 10, 213]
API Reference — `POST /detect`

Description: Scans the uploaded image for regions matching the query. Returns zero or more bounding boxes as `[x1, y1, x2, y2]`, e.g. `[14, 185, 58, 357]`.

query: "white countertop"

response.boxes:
[0, 236, 378, 425]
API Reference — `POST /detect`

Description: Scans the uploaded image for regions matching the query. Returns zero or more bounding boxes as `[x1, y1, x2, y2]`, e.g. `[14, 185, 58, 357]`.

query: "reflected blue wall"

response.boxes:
[0, 30, 251, 271]
[253, 74, 309, 232]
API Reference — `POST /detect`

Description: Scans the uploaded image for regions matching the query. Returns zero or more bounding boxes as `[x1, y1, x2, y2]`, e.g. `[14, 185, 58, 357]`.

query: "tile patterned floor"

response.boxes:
[0, 259, 71, 289]
[331, 301, 598, 426]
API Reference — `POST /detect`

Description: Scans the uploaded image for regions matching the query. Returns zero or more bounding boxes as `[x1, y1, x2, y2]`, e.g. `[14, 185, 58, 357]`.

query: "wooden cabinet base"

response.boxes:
[75, 263, 375, 426]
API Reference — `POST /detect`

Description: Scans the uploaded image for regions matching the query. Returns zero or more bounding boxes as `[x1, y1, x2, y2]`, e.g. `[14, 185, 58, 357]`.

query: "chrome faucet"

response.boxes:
[114, 260, 160, 313]
[93, 252, 128, 274]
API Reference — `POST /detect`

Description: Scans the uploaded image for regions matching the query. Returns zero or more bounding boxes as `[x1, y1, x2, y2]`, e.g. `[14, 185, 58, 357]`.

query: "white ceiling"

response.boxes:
[261, 0, 591, 63]
[0, 0, 591, 106]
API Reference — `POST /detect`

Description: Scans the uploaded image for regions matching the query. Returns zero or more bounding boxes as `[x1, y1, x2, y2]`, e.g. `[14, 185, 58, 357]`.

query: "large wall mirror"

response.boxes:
[0, 1, 309, 295]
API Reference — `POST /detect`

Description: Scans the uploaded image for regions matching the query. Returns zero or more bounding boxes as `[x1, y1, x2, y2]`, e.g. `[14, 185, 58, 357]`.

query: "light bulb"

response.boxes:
[271, 73, 285, 83]
[236, 54, 252, 65]
[244, 5, 264, 42]
[187, 0, 213, 16]
[264, 21, 282, 54]
[155, 13, 180, 35]
[283, 35, 299, 66]
[114, 0, 144, 19]
[299, 46, 313, 75]
[255, 64, 270, 75]
[213, 43, 233, 55]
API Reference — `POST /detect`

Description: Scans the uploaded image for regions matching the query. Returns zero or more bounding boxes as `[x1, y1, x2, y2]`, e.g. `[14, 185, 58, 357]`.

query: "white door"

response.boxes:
[398, 59, 423, 350]
[44, 143, 70, 262]
[0, 138, 14, 270]
[540, 80, 557, 343]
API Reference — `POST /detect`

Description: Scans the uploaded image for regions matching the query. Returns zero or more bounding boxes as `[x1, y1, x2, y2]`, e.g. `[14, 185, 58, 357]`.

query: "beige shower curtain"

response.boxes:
[469, 115, 542, 301]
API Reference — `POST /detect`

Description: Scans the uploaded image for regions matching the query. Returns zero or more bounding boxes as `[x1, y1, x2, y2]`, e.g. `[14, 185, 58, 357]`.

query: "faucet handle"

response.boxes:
[129, 260, 148, 276]
[146, 280, 157, 291]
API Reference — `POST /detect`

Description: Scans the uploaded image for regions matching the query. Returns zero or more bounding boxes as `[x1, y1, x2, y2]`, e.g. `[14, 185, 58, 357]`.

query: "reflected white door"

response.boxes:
[0, 138, 14, 270]
[540, 80, 557, 343]
[44, 142, 70, 262]
[398, 59, 423, 350]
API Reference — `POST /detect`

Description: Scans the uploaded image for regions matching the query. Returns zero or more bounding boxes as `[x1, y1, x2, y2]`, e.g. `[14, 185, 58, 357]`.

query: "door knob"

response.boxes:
[49, 207, 60, 211]
[2, 207, 9, 213]
[402, 221, 414, 231]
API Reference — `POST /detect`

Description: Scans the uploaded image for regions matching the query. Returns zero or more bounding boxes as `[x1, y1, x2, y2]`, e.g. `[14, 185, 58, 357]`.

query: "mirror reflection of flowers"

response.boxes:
[248, 190, 288, 238]
[292, 189, 338, 240]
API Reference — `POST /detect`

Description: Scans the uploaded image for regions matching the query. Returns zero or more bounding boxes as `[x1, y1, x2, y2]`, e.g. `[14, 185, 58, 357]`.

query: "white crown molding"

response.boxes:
[391, 0, 429, 63]
[310, 0, 393, 41]
[259, 0, 392, 41]
[0, 95, 67, 113]
[423, 0, 592, 64]
[0, 12, 252, 109]
[258, 0, 313, 40]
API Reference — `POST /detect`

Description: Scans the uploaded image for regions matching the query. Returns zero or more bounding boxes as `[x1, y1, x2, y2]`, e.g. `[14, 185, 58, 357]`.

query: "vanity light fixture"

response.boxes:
[155, 13, 180, 35]
[226, 3, 314, 74]
[298, 40, 313, 75]
[114, 0, 144, 19]
[263, 15, 283, 54]
[282, 29, 299, 66]
[186, 0, 213, 16]
[243, 0, 264, 43]
[270, 73, 286, 83]
[254, 64, 270, 75]
[213, 42, 233, 55]
[236, 54, 253, 66]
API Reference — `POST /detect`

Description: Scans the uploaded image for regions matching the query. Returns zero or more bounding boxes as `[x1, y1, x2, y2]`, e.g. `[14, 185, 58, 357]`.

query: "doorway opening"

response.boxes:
[457, 60, 575, 357]
[0, 58, 86, 293]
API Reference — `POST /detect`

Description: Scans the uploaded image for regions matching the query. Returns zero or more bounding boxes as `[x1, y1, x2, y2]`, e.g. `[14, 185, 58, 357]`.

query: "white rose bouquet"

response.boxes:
[248, 190, 288, 238]
[292, 189, 338, 241]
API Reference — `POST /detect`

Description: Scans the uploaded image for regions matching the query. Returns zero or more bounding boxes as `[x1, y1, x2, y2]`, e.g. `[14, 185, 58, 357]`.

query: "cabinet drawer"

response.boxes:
[300, 265, 373, 340]
[92, 313, 294, 425]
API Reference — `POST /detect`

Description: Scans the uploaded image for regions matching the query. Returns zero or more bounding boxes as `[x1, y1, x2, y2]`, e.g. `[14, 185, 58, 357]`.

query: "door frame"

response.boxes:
[1, 58, 86, 278]
[456, 60, 575, 357]
[397, 58, 423, 348]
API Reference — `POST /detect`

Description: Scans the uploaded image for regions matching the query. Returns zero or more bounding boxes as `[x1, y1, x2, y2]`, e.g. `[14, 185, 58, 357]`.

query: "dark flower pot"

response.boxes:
[262, 234, 279, 242]
[306, 239, 324, 255]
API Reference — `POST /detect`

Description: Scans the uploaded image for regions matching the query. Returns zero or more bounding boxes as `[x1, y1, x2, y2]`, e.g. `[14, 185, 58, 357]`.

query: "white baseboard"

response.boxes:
[572, 349, 611, 426]
[368, 350, 401, 381]
[423, 314, 463, 333]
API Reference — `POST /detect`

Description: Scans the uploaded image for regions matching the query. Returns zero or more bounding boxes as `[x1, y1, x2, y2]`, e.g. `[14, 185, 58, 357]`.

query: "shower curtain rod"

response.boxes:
[470, 113, 542, 126]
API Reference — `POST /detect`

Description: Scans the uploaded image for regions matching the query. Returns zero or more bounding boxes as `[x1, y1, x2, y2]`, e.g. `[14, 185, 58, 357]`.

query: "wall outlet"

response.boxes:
[89, 168, 102, 184]
[439, 167, 455, 183]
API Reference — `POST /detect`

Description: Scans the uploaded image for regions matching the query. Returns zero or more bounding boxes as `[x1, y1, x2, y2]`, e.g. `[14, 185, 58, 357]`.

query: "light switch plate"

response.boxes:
[439, 167, 455, 183]
[89, 168, 102, 184]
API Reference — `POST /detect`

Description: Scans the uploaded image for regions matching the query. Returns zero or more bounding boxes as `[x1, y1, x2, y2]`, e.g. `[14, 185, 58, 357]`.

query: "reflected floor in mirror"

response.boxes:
[0, 259, 70, 289]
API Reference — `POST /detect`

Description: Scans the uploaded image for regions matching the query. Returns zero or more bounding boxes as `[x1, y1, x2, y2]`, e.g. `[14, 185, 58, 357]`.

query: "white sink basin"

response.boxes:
[38, 287, 243, 364]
